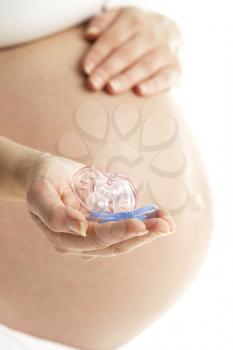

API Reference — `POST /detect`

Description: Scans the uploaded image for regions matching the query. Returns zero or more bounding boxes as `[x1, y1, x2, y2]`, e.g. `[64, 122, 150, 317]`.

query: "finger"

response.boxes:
[78, 210, 175, 257]
[82, 12, 138, 75]
[85, 9, 120, 40]
[134, 65, 180, 96]
[87, 218, 148, 249]
[32, 198, 175, 254]
[148, 207, 172, 221]
[45, 207, 174, 253]
[30, 212, 86, 252]
[61, 185, 81, 212]
[46, 218, 148, 252]
[105, 46, 174, 94]
[43, 211, 175, 256]
[87, 33, 157, 90]
[145, 208, 176, 233]
[27, 181, 87, 236]
[80, 218, 174, 257]
[154, 208, 172, 219]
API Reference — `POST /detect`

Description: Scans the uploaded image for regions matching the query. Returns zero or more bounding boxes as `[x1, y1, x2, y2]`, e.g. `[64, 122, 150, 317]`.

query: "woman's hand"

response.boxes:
[26, 153, 88, 237]
[26, 153, 175, 259]
[82, 7, 182, 96]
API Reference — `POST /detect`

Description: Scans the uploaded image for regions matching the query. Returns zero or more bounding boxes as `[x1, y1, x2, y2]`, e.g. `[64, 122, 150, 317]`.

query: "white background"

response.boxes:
[119, 0, 233, 349]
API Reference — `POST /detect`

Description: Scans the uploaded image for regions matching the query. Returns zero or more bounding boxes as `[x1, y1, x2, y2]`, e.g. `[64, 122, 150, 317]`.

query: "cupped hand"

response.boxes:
[26, 153, 175, 259]
[82, 7, 182, 96]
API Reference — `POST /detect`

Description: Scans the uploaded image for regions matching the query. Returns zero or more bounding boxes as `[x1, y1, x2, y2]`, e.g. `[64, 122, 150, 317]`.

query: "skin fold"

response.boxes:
[0, 26, 213, 350]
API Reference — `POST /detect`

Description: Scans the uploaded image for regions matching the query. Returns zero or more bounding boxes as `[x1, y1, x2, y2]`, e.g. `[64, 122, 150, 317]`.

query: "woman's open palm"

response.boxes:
[26, 153, 175, 259]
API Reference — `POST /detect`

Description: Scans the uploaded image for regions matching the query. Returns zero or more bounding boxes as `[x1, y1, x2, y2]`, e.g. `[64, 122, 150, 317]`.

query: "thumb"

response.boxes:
[85, 9, 120, 40]
[27, 180, 87, 237]
[61, 185, 81, 212]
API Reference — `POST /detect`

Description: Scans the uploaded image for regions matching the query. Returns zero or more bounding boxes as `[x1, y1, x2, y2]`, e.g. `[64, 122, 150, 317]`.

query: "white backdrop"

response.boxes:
[118, 0, 233, 349]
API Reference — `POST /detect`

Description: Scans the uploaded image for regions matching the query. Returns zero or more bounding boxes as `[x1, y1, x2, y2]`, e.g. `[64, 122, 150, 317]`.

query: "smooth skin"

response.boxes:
[0, 6, 180, 260]
[0, 26, 213, 350]
[0, 137, 175, 260]
[83, 7, 182, 96]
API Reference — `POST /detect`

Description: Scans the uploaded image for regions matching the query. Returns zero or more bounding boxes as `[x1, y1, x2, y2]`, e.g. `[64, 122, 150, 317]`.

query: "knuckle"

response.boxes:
[100, 61, 118, 76]
[139, 60, 153, 76]
[87, 46, 104, 63]
[107, 53, 130, 74]
[105, 31, 122, 46]
[121, 46, 134, 61]
[124, 69, 137, 84]
[106, 47, 134, 73]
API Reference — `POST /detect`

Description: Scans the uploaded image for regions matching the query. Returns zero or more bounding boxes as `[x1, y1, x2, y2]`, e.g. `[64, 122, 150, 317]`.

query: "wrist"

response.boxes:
[13, 147, 43, 200]
[0, 137, 49, 201]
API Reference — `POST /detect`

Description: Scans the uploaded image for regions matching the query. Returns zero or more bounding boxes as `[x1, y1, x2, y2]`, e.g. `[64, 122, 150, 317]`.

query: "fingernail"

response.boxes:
[138, 84, 149, 94]
[157, 220, 170, 235]
[90, 73, 103, 89]
[86, 26, 99, 36]
[158, 222, 175, 236]
[79, 222, 87, 237]
[164, 217, 176, 233]
[109, 79, 121, 92]
[84, 61, 95, 74]
[68, 221, 86, 237]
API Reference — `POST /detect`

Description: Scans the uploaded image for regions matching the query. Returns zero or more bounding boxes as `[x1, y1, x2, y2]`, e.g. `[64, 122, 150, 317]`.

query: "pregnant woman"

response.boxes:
[0, 2, 213, 350]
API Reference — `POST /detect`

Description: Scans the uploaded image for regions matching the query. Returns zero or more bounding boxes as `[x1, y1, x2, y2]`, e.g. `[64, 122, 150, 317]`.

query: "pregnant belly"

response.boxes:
[0, 27, 213, 350]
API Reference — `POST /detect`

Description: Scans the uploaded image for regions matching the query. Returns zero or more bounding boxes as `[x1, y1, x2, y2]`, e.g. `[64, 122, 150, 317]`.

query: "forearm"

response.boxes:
[0, 137, 41, 201]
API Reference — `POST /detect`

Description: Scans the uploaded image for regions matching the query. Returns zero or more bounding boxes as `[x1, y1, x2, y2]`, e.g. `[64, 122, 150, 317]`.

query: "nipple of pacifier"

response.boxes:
[86, 192, 109, 212]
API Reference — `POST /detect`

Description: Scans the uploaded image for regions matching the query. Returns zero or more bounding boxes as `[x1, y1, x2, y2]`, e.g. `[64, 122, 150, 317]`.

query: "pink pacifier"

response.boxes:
[71, 165, 139, 214]
[71, 165, 158, 223]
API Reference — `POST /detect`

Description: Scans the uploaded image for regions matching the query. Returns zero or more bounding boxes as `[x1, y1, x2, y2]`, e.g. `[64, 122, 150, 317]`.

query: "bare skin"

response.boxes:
[0, 26, 213, 350]
[82, 7, 182, 95]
